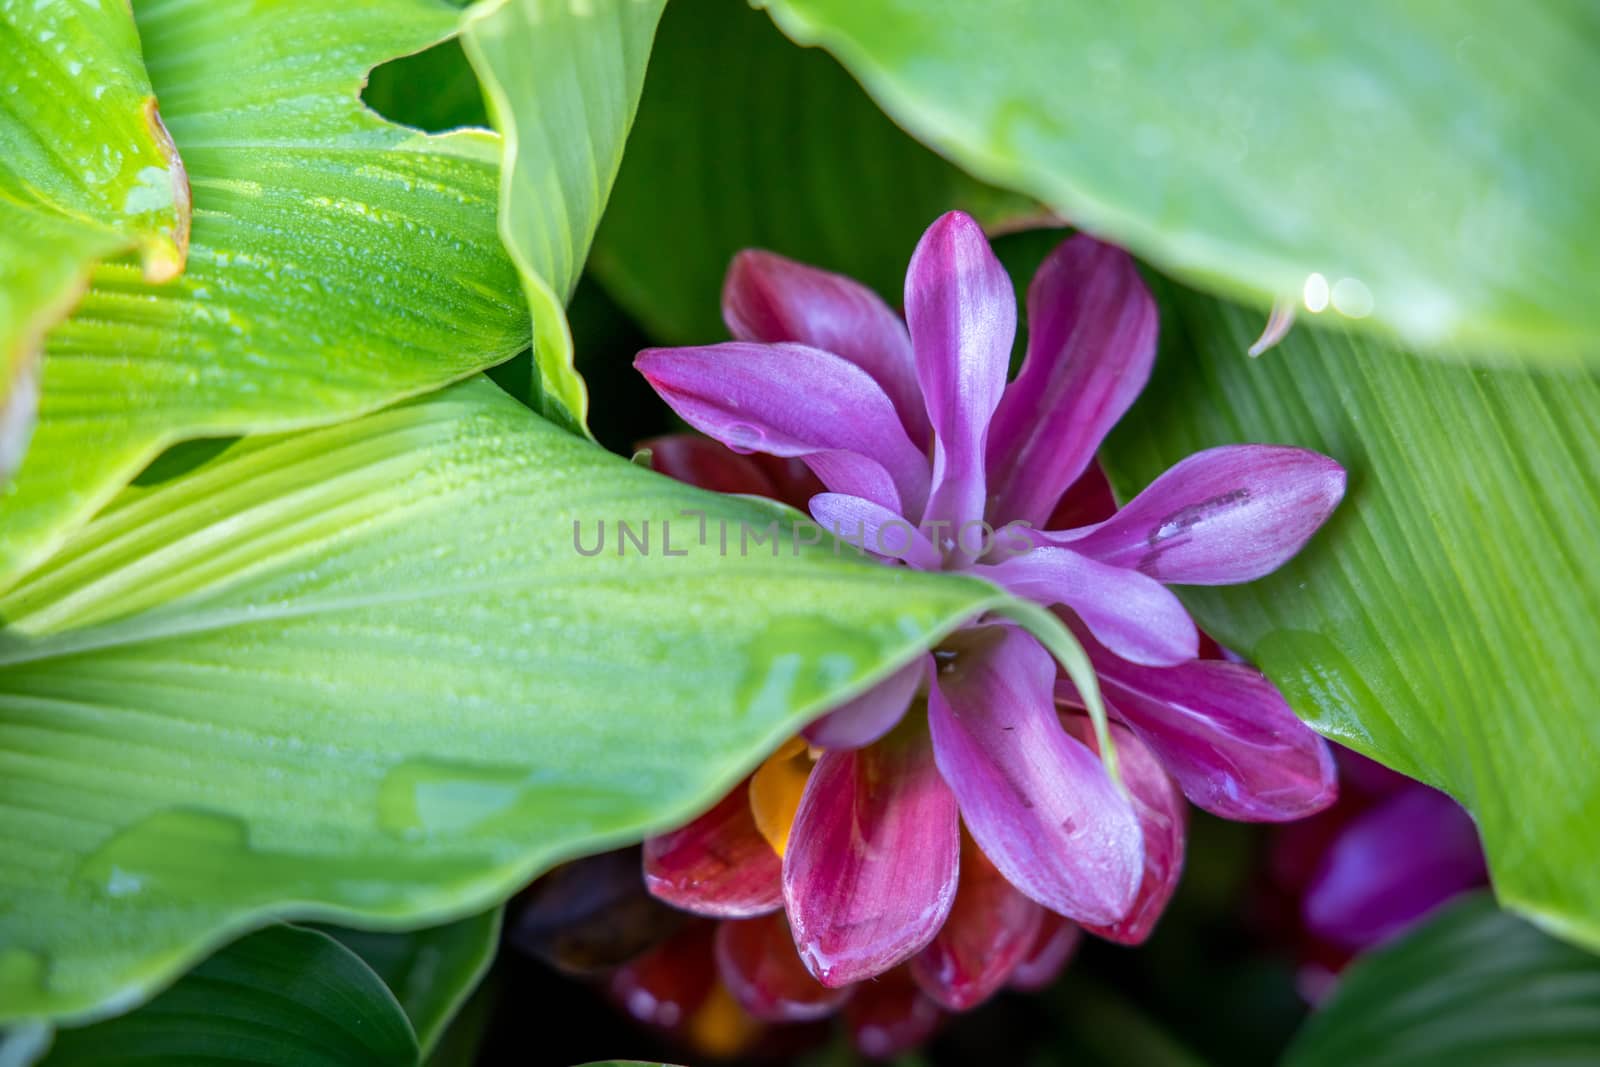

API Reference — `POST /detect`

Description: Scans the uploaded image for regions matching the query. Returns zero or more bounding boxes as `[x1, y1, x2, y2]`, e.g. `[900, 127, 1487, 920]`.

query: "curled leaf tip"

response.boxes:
[1248, 300, 1296, 357]
[138, 98, 191, 283]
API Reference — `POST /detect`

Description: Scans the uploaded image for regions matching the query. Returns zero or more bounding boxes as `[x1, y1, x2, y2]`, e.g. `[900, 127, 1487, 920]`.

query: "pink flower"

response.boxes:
[635, 213, 1345, 1000]
[1262, 748, 1488, 1001]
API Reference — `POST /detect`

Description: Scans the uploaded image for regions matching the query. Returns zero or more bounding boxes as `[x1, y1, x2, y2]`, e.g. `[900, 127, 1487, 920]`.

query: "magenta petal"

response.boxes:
[644, 434, 780, 497]
[904, 211, 1016, 542]
[636, 342, 929, 513]
[809, 492, 944, 570]
[1061, 715, 1186, 945]
[1008, 914, 1082, 992]
[643, 786, 783, 918]
[977, 546, 1199, 667]
[783, 730, 960, 987]
[986, 236, 1157, 527]
[928, 627, 1143, 926]
[1303, 785, 1487, 952]
[714, 911, 853, 1023]
[804, 657, 925, 751]
[911, 842, 1045, 1011]
[1066, 445, 1345, 585]
[723, 250, 929, 447]
[1077, 641, 1338, 822]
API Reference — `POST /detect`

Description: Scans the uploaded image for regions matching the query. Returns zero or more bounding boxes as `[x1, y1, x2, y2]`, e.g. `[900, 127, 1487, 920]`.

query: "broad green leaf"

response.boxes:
[759, 0, 1600, 361]
[1, 0, 528, 590]
[41, 925, 418, 1067]
[587, 0, 1035, 346]
[462, 0, 667, 428]
[1100, 279, 1600, 948]
[1285, 894, 1600, 1066]
[0, 378, 1004, 1023]
[327, 909, 501, 1056]
[0, 0, 188, 471]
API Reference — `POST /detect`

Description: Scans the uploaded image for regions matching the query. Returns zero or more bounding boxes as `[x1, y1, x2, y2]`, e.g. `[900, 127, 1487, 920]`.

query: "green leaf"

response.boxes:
[1285, 894, 1600, 1066]
[758, 0, 1600, 361]
[1099, 279, 1600, 948]
[587, 0, 1035, 346]
[326, 909, 501, 1056]
[364, 37, 490, 135]
[2, 0, 529, 590]
[461, 0, 667, 428]
[0, 378, 1004, 1024]
[0, 0, 188, 471]
[41, 925, 418, 1067]
[421, 972, 494, 1067]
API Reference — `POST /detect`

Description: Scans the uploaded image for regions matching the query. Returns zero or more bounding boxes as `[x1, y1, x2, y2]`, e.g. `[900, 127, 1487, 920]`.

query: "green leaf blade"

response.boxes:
[1100, 279, 1600, 949]
[759, 0, 1600, 361]
[587, 0, 1035, 347]
[3, 0, 530, 590]
[462, 0, 668, 427]
[0, 0, 189, 466]
[1285, 894, 1600, 1067]
[326, 909, 501, 1056]
[41, 925, 419, 1067]
[0, 379, 1003, 1024]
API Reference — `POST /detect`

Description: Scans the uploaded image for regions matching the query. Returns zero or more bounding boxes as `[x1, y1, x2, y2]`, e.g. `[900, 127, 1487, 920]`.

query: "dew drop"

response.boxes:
[76, 808, 252, 899]
[1302, 272, 1330, 313]
[1331, 277, 1374, 318]
[376, 757, 530, 839]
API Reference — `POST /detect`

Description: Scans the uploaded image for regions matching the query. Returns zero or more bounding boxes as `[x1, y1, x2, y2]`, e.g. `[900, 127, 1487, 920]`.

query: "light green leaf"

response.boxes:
[1285, 894, 1600, 1066]
[0, 377, 1004, 1024]
[462, 0, 667, 428]
[2, 0, 528, 590]
[41, 925, 419, 1067]
[759, 0, 1600, 361]
[1099, 278, 1600, 948]
[0, 0, 188, 472]
[327, 909, 501, 1056]
[587, 0, 1035, 346]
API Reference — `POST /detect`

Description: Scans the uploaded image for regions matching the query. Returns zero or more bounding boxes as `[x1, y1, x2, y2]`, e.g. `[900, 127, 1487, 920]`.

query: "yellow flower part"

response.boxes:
[749, 736, 812, 858]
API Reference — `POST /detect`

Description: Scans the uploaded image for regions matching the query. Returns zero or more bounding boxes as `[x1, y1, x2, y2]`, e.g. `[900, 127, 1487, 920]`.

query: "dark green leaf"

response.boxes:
[328, 909, 501, 1055]
[42, 925, 418, 1067]
[364, 38, 490, 134]
[1286, 894, 1600, 1066]
[590, 0, 1036, 346]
